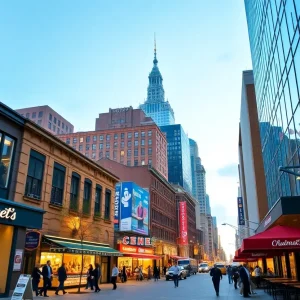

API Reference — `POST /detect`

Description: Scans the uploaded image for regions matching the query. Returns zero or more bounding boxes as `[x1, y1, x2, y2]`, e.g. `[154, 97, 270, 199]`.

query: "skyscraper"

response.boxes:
[205, 194, 211, 215]
[189, 138, 199, 199]
[244, 0, 300, 208]
[160, 124, 192, 193]
[139, 40, 175, 126]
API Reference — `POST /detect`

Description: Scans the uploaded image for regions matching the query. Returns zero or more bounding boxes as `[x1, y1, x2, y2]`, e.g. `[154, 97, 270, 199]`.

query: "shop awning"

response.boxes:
[123, 253, 161, 259]
[241, 225, 300, 253]
[45, 236, 123, 257]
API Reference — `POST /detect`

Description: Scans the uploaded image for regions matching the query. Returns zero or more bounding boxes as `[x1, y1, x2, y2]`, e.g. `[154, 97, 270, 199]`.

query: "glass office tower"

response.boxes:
[245, 0, 300, 208]
[160, 124, 192, 193]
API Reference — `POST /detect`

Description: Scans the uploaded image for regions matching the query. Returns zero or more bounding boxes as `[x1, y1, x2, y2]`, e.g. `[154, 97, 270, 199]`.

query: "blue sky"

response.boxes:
[0, 0, 252, 257]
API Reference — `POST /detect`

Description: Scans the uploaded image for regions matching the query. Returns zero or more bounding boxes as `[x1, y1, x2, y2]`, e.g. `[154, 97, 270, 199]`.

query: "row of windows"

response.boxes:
[151, 225, 176, 243]
[67, 139, 153, 148]
[25, 149, 112, 219]
[79, 147, 153, 157]
[151, 209, 176, 229]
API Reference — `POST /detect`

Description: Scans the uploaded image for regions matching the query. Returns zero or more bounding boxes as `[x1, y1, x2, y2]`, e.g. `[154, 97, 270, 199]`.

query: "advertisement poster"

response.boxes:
[11, 274, 31, 300]
[25, 230, 41, 251]
[13, 249, 23, 271]
[114, 183, 121, 230]
[119, 182, 149, 235]
[179, 201, 188, 245]
[237, 197, 245, 225]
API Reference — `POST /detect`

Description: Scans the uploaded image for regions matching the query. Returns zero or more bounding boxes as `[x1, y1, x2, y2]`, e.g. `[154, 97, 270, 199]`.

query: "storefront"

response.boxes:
[38, 235, 122, 287]
[154, 242, 178, 268]
[117, 244, 161, 279]
[0, 198, 44, 297]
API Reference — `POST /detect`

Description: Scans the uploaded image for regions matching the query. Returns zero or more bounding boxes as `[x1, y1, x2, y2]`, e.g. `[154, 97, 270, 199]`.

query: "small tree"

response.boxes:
[65, 210, 99, 293]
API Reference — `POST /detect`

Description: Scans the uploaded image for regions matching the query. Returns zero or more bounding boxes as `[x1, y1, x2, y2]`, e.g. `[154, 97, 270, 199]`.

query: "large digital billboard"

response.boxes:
[117, 182, 149, 235]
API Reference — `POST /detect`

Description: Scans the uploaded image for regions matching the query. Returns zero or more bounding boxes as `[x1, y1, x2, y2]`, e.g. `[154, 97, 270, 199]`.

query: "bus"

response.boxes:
[177, 258, 198, 276]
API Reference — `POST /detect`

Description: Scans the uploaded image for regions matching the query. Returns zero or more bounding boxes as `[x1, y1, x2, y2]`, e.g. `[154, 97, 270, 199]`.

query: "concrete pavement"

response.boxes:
[5, 273, 273, 299]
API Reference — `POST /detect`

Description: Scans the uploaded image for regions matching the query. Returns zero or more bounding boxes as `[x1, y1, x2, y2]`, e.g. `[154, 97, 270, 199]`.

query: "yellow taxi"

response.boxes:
[214, 263, 227, 275]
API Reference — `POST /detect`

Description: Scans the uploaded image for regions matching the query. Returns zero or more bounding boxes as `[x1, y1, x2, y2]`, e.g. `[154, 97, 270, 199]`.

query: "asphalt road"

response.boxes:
[6, 273, 273, 299]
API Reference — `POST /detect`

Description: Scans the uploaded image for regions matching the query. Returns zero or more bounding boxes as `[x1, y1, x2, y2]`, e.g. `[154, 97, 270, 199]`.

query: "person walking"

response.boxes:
[55, 263, 67, 295]
[93, 263, 101, 292]
[254, 265, 261, 288]
[153, 266, 159, 281]
[163, 266, 167, 276]
[122, 266, 127, 282]
[31, 264, 42, 296]
[239, 263, 251, 298]
[85, 264, 94, 290]
[111, 264, 119, 290]
[210, 264, 223, 296]
[232, 267, 240, 289]
[39, 260, 53, 297]
[227, 265, 233, 284]
[172, 262, 180, 288]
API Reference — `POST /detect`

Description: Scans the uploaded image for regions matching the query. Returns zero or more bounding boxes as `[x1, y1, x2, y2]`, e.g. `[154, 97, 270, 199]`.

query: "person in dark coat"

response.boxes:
[55, 263, 67, 295]
[39, 260, 53, 297]
[163, 266, 167, 276]
[31, 264, 42, 296]
[232, 268, 240, 289]
[210, 264, 223, 296]
[93, 263, 101, 292]
[85, 264, 94, 290]
[153, 266, 159, 281]
[239, 263, 251, 298]
[122, 266, 127, 282]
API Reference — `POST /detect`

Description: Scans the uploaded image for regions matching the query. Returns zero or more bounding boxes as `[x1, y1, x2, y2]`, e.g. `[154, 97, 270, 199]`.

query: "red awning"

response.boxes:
[236, 247, 283, 258]
[241, 225, 300, 253]
[122, 253, 161, 259]
[233, 256, 257, 262]
[170, 255, 188, 260]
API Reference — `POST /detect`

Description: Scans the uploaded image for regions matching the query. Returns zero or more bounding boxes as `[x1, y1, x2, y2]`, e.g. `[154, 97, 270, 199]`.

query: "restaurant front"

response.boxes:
[38, 235, 122, 287]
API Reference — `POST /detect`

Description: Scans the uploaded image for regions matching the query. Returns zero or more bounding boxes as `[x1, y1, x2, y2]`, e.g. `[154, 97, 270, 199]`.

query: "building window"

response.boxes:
[49, 113, 52, 121]
[92, 153, 96, 159]
[26, 113, 30, 118]
[134, 132, 139, 138]
[134, 149, 138, 156]
[141, 131, 145, 137]
[148, 159, 152, 166]
[86, 144, 90, 151]
[121, 141, 124, 148]
[148, 148, 152, 155]
[48, 122, 51, 130]
[53, 117, 57, 124]
[106, 134, 111, 141]
[99, 152, 103, 159]
[73, 138, 77, 144]
[121, 133, 125, 139]
[38, 111, 43, 118]
[66, 126, 68, 132]
[93, 135, 97, 142]
[127, 149, 131, 157]
[37, 120, 42, 125]
[134, 160, 138, 166]
[106, 151, 110, 158]
[128, 141, 132, 147]
[57, 128, 60, 134]
[92, 144, 96, 150]
[120, 150, 125, 156]
[58, 120, 61, 127]
[94, 185, 102, 217]
[99, 143, 103, 149]
[50, 162, 66, 206]
[62, 122, 65, 129]
[128, 132, 132, 139]
[99, 135, 104, 141]
[148, 139, 152, 145]
[70, 172, 80, 211]
[127, 160, 131, 166]
[79, 145, 83, 151]
[106, 143, 110, 149]
[113, 151, 117, 160]
[72, 145, 76, 150]
[79, 137, 83, 143]
[83, 179, 91, 214]
[114, 134, 118, 140]
[141, 139, 145, 146]
[141, 148, 145, 156]
[134, 140, 139, 147]
[53, 125, 56, 132]
[24, 149, 44, 199]
[114, 142, 118, 148]
[66, 138, 70, 144]
[148, 130, 152, 136]
[32, 112, 36, 118]
[86, 136, 90, 143]
[104, 189, 111, 220]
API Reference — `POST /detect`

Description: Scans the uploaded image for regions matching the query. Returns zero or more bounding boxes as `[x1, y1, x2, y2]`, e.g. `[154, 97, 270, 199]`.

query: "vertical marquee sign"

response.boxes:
[114, 183, 121, 230]
[179, 201, 188, 245]
[237, 197, 245, 225]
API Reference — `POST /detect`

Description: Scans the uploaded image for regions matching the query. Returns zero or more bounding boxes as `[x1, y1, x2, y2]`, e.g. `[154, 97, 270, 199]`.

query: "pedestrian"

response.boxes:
[210, 264, 223, 296]
[85, 264, 94, 290]
[239, 263, 251, 298]
[232, 268, 240, 289]
[147, 265, 151, 280]
[31, 264, 42, 296]
[172, 261, 180, 288]
[55, 263, 67, 295]
[227, 265, 233, 284]
[122, 266, 127, 282]
[254, 265, 261, 288]
[39, 260, 53, 297]
[154, 266, 159, 281]
[157, 266, 160, 279]
[163, 266, 167, 276]
[111, 264, 119, 290]
[93, 263, 101, 292]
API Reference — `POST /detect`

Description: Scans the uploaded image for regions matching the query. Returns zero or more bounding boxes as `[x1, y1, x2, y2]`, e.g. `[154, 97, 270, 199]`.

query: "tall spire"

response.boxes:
[153, 33, 158, 65]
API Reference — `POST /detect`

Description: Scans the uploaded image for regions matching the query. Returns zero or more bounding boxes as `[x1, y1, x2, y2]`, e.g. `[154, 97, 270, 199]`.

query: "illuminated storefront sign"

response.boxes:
[119, 244, 154, 255]
[0, 207, 16, 220]
[237, 197, 245, 225]
[179, 201, 188, 245]
[122, 236, 151, 246]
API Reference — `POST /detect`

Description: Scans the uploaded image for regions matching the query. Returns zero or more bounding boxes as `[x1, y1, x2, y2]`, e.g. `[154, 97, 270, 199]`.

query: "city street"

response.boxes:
[8, 274, 272, 300]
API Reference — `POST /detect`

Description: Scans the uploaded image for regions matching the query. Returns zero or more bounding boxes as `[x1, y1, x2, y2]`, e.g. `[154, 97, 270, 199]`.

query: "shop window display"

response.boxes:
[117, 257, 153, 279]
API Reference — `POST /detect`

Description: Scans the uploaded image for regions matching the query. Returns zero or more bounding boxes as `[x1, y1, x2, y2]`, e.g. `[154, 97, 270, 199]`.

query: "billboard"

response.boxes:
[237, 197, 245, 225]
[179, 201, 188, 245]
[114, 183, 121, 230]
[118, 182, 149, 235]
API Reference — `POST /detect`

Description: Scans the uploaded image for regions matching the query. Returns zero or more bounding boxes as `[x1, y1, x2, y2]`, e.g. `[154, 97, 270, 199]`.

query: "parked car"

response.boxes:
[166, 266, 188, 281]
[198, 263, 210, 273]
[215, 263, 227, 275]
